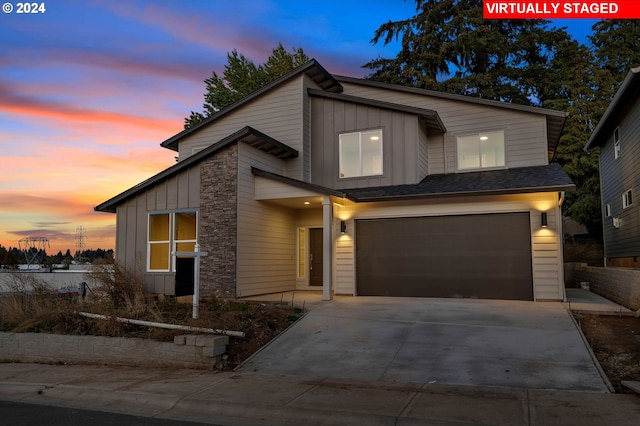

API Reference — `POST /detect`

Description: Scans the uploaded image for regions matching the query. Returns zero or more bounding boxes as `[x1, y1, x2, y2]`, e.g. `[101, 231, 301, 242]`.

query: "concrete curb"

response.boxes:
[563, 304, 616, 393]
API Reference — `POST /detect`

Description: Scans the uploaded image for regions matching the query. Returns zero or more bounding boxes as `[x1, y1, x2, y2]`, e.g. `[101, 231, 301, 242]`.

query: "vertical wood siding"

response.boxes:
[600, 97, 640, 258]
[115, 165, 200, 295]
[333, 192, 564, 300]
[310, 96, 421, 189]
[236, 143, 297, 296]
[339, 82, 549, 175]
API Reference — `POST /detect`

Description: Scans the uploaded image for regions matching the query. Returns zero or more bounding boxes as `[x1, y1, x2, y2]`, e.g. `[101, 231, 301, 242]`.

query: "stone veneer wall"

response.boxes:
[565, 262, 640, 311]
[199, 144, 238, 298]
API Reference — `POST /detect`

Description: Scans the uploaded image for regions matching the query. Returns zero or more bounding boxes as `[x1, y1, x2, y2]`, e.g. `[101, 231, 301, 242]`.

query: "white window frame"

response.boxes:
[339, 129, 383, 178]
[622, 189, 633, 209]
[147, 210, 198, 272]
[614, 127, 620, 159]
[456, 130, 506, 171]
[605, 203, 611, 217]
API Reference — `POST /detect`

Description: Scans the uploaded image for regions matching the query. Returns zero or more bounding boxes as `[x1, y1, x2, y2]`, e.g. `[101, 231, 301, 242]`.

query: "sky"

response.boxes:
[0, 0, 597, 255]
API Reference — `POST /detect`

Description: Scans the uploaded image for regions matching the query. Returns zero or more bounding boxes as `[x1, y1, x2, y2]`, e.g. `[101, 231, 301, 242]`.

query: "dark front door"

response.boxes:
[175, 257, 195, 296]
[356, 213, 533, 300]
[309, 228, 323, 286]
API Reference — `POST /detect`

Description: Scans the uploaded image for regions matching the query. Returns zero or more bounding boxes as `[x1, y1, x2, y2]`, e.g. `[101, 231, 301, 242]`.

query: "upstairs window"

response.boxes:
[614, 127, 620, 159]
[457, 130, 505, 170]
[339, 129, 383, 178]
[623, 189, 633, 209]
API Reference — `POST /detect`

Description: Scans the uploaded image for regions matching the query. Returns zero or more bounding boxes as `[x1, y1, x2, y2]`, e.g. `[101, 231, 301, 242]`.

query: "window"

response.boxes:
[148, 213, 170, 271]
[605, 203, 611, 217]
[457, 130, 505, 170]
[148, 211, 198, 271]
[614, 128, 620, 159]
[339, 129, 383, 178]
[623, 190, 633, 209]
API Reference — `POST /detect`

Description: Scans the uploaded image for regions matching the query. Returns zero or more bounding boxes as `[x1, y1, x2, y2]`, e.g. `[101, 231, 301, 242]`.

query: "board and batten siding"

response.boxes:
[179, 76, 305, 181]
[339, 81, 549, 174]
[115, 165, 200, 295]
[236, 142, 297, 296]
[600, 96, 640, 258]
[310, 96, 423, 189]
[333, 192, 564, 300]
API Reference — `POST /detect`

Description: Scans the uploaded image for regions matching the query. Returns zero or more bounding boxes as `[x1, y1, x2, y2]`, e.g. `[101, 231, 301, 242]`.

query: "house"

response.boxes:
[585, 66, 640, 267]
[95, 59, 574, 301]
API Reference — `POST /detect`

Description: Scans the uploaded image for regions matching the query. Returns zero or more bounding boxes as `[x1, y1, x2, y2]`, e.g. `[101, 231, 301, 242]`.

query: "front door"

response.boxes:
[309, 228, 323, 286]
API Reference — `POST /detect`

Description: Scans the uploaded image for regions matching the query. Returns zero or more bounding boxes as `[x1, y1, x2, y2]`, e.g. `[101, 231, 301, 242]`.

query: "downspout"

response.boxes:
[559, 192, 567, 302]
[322, 195, 333, 301]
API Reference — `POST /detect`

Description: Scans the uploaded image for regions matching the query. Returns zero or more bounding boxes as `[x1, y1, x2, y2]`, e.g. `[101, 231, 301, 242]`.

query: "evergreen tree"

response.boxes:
[365, 0, 569, 106]
[185, 43, 309, 128]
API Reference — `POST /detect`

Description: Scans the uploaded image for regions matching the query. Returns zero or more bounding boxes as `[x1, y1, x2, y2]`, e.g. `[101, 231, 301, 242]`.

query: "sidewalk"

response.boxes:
[0, 363, 638, 425]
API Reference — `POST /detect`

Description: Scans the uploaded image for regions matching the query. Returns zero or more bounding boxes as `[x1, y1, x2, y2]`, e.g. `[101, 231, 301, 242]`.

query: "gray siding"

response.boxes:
[179, 77, 305, 180]
[340, 82, 548, 174]
[310, 96, 422, 189]
[600, 97, 640, 257]
[115, 166, 200, 295]
[236, 142, 297, 296]
[418, 123, 428, 180]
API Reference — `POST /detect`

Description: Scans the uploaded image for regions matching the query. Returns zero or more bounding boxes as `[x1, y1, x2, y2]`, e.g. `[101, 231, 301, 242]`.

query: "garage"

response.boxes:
[355, 212, 533, 300]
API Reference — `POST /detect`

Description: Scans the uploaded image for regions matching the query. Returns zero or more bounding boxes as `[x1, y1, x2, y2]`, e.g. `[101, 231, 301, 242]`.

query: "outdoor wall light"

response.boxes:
[541, 212, 548, 228]
[340, 220, 347, 234]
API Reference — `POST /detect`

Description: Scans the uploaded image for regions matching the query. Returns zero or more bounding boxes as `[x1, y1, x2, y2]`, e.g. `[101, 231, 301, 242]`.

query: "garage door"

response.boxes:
[356, 213, 533, 300]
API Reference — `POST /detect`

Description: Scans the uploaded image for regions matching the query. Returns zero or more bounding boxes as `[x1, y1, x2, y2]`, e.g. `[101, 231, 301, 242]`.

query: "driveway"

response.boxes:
[238, 297, 609, 391]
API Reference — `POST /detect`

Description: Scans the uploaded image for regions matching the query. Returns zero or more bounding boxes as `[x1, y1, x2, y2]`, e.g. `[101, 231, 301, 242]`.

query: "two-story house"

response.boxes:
[585, 66, 640, 267]
[95, 60, 574, 301]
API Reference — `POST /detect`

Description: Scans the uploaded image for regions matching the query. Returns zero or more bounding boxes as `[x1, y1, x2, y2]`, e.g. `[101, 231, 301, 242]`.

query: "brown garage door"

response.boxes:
[356, 213, 533, 300]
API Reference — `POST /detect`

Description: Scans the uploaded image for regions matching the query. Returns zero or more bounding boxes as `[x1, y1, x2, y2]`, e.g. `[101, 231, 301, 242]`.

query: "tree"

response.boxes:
[365, 0, 569, 106]
[185, 43, 309, 128]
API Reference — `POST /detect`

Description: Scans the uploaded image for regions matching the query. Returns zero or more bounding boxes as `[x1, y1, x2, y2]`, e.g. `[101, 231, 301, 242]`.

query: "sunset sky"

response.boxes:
[0, 0, 594, 255]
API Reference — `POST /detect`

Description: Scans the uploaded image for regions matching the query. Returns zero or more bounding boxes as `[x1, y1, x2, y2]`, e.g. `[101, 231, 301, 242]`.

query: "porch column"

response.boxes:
[322, 195, 333, 301]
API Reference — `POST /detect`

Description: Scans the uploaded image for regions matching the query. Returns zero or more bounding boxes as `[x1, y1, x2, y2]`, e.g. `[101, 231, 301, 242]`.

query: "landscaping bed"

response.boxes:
[573, 312, 640, 393]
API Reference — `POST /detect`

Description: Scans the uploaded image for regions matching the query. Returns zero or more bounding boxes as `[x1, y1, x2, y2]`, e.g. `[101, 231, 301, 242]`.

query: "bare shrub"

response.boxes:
[89, 261, 151, 317]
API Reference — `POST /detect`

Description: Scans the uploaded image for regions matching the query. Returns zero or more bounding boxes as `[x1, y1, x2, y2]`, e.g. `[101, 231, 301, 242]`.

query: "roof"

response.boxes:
[307, 89, 446, 133]
[161, 59, 342, 152]
[251, 168, 347, 198]
[585, 66, 640, 150]
[343, 163, 575, 202]
[334, 75, 568, 160]
[252, 163, 574, 203]
[95, 126, 296, 213]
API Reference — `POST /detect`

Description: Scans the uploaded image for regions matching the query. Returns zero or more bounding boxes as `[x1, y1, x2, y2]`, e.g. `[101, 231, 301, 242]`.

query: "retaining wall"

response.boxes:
[0, 332, 228, 369]
[564, 262, 640, 311]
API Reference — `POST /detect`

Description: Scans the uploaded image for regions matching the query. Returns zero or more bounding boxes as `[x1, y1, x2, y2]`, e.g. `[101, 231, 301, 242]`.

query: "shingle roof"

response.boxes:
[95, 126, 295, 213]
[585, 66, 640, 150]
[344, 163, 575, 202]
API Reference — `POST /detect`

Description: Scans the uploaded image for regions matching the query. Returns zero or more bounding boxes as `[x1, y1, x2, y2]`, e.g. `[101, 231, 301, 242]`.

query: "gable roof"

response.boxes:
[585, 66, 640, 150]
[95, 126, 296, 213]
[334, 76, 568, 160]
[161, 59, 342, 152]
[307, 89, 446, 133]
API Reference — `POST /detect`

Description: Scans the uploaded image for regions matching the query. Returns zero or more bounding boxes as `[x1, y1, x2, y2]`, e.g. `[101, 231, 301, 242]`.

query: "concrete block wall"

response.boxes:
[565, 262, 640, 311]
[0, 333, 229, 369]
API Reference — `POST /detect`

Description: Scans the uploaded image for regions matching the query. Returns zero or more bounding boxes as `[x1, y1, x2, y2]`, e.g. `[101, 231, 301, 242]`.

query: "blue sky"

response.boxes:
[0, 0, 596, 252]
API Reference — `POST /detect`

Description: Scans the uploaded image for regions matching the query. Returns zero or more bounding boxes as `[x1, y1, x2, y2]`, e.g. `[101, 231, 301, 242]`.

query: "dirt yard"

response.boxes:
[573, 312, 640, 393]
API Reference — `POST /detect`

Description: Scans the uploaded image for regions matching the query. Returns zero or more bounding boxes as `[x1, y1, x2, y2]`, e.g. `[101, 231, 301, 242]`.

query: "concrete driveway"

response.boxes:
[239, 297, 609, 392]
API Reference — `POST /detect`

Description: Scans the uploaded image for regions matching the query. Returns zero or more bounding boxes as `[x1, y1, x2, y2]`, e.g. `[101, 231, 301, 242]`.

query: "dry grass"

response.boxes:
[0, 264, 303, 368]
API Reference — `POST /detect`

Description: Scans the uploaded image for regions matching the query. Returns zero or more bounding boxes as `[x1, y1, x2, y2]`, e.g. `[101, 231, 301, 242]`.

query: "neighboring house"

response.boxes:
[585, 66, 640, 268]
[95, 59, 574, 302]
